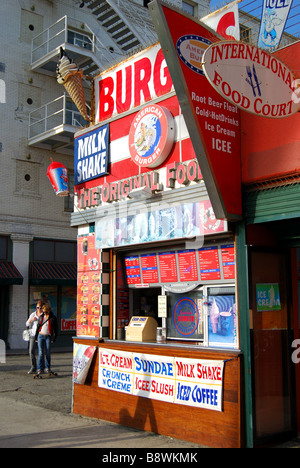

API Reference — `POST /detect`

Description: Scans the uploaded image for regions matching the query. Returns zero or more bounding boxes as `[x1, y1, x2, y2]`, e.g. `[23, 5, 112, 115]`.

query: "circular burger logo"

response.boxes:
[173, 297, 199, 336]
[129, 104, 175, 168]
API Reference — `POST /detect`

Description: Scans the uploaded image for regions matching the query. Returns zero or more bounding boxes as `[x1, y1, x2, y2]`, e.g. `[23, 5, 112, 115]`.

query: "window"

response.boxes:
[32, 239, 76, 263]
[0, 237, 8, 260]
[67, 30, 92, 50]
[66, 100, 89, 127]
[64, 171, 74, 213]
[182, 1, 195, 16]
[29, 285, 77, 334]
[55, 241, 76, 263]
[33, 240, 54, 262]
[240, 24, 251, 43]
[114, 248, 238, 349]
[206, 286, 236, 347]
[166, 289, 204, 341]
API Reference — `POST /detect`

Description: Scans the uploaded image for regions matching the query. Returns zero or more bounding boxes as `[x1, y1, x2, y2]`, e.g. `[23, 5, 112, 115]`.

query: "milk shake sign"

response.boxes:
[202, 41, 300, 118]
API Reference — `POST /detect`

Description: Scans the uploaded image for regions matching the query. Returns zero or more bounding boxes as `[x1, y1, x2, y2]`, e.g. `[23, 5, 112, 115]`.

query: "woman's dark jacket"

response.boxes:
[34, 312, 58, 342]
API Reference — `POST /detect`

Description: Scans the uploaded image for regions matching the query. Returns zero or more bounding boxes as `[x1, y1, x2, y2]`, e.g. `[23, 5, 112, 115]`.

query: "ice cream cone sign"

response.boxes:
[56, 48, 90, 122]
[47, 158, 69, 197]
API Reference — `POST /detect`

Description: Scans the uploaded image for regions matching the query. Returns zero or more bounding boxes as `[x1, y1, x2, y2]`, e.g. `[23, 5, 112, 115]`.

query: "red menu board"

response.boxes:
[198, 246, 221, 281]
[221, 244, 235, 279]
[141, 254, 159, 283]
[178, 249, 198, 282]
[125, 256, 141, 285]
[78, 235, 101, 272]
[158, 251, 178, 283]
[77, 234, 101, 338]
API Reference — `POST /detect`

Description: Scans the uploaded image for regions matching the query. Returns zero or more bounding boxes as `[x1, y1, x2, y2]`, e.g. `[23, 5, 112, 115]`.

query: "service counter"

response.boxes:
[73, 337, 244, 448]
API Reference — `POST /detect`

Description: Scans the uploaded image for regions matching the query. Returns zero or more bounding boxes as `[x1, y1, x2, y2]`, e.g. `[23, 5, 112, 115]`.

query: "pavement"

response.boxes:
[1, 351, 300, 449]
[0, 351, 206, 449]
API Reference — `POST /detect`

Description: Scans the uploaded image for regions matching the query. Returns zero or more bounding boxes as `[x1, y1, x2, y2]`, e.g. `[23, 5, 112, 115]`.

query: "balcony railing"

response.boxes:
[31, 16, 117, 73]
[28, 94, 90, 143]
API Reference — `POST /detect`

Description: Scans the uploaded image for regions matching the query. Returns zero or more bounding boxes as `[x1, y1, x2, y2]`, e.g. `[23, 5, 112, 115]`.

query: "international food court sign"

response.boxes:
[149, 1, 300, 220]
[201, 41, 300, 118]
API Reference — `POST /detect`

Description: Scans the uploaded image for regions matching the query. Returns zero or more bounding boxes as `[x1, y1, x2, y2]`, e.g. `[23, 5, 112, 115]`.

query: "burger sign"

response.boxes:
[129, 104, 175, 168]
[202, 41, 300, 118]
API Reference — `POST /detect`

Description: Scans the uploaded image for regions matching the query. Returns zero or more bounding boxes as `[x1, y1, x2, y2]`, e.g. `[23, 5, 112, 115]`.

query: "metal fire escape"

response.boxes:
[28, 1, 158, 154]
[84, 0, 157, 54]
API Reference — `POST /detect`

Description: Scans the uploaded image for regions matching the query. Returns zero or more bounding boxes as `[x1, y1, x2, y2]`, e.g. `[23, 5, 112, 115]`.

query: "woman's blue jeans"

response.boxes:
[37, 334, 51, 372]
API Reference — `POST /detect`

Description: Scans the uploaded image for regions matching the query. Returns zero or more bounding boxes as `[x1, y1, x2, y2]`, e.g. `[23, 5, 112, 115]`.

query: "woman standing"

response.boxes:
[26, 300, 44, 374]
[35, 304, 58, 375]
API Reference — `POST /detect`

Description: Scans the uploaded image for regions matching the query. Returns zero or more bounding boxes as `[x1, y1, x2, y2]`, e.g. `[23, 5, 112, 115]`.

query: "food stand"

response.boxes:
[71, 35, 244, 447]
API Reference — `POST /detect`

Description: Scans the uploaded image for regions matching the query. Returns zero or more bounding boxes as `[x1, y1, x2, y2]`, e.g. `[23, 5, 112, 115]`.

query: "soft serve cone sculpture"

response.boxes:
[56, 48, 90, 122]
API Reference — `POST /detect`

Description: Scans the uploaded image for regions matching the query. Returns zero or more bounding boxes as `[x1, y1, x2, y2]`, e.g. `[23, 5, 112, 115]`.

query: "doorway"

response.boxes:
[249, 248, 296, 444]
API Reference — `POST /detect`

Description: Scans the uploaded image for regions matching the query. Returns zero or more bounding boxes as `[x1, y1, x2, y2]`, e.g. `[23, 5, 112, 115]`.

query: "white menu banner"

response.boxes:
[98, 348, 224, 412]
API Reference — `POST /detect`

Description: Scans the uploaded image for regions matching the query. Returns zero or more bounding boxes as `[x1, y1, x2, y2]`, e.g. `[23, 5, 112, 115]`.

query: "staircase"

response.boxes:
[85, 0, 157, 54]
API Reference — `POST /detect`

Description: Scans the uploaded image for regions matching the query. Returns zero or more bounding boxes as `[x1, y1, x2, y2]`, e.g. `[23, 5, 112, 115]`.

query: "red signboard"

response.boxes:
[158, 251, 178, 283]
[124, 244, 235, 287]
[221, 244, 235, 279]
[125, 256, 141, 285]
[241, 41, 300, 184]
[198, 246, 221, 281]
[95, 44, 173, 123]
[77, 234, 101, 338]
[178, 249, 198, 282]
[141, 254, 159, 283]
[149, 1, 242, 221]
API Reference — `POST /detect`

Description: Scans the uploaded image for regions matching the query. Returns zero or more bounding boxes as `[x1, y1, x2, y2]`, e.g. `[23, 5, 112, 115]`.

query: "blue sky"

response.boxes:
[209, 0, 300, 38]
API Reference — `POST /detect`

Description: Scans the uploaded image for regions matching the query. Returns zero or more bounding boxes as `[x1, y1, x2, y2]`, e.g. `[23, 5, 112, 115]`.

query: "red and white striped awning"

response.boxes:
[0, 261, 23, 285]
[29, 262, 77, 285]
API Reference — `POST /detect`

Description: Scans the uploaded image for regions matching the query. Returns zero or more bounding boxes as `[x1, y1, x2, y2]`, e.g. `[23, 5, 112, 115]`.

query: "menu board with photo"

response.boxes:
[77, 234, 101, 338]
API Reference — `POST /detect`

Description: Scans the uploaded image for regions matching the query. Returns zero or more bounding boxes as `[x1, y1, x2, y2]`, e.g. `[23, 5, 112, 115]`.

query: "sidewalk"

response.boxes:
[1, 351, 299, 448]
[0, 352, 204, 449]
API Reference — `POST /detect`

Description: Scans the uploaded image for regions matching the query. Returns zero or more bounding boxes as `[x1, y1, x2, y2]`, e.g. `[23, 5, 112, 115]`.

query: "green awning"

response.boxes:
[0, 261, 23, 285]
[29, 262, 77, 285]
